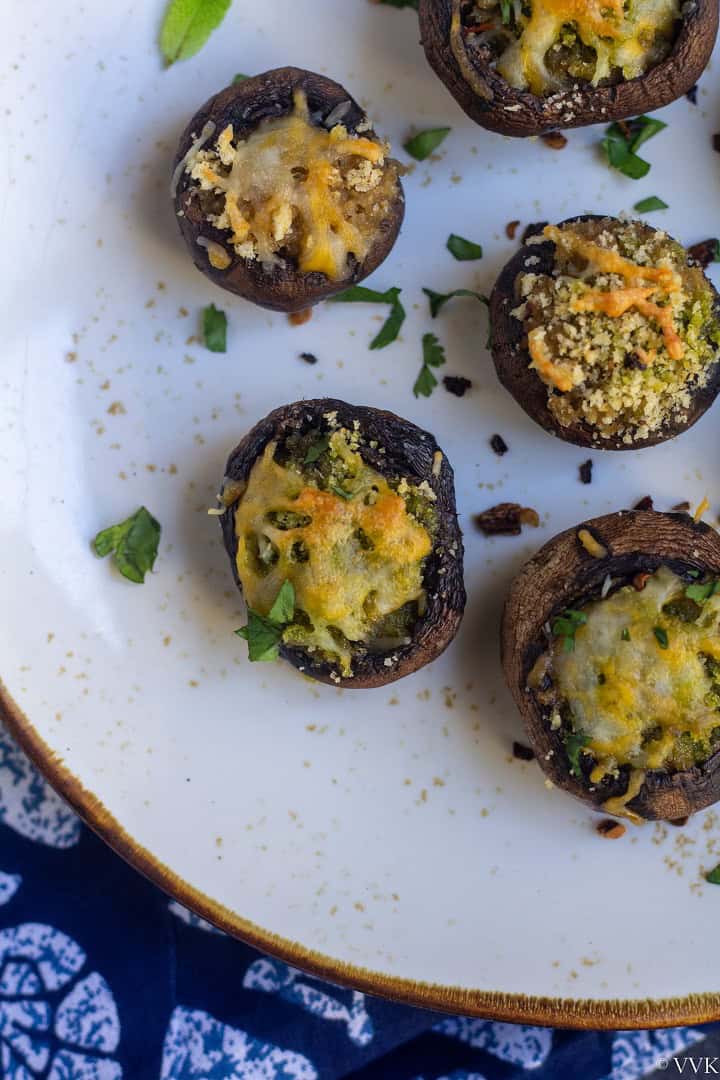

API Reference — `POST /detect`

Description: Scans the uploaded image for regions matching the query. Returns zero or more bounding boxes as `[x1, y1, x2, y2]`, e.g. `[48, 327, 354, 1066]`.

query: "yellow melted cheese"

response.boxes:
[553, 568, 720, 777]
[496, 0, 680, 95]
[188, 90, 390, 279]
[233, 433, 432, 675]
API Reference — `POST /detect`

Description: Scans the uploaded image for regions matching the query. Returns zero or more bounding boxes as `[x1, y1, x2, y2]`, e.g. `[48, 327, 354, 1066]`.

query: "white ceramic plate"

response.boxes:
[4, 0, 720, 1029]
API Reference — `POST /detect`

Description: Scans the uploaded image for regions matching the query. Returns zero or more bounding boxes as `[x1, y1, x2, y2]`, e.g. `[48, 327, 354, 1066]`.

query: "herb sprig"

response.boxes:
[202, 303, 227, 352]
[423, 287, 487, 318]
[236, 580, 295, 662]
[93, 507, 161, 584]
[159, 0, 233, 66]
[601, 115, 666, 179]
[404, 127, 451, 161]
[551, 609, 587, 652]
[414, 333, 446, 397]
[329, 285, 406, 349]
[447, 234, 484, 261]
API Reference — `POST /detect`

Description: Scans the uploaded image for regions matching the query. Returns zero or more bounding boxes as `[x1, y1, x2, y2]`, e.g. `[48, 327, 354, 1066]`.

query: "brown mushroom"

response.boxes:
[219, 399, 465, 688]
[418, 0, 718, 136]
[502, 509, 720, 823]
[489, 215, 720, 450]
[172, 68, 405, 312]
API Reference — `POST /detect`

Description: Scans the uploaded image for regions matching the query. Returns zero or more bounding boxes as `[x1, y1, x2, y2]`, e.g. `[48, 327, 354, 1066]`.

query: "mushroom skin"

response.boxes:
[172, 67, 405, 312]
[489, 215, 720, 451]
[418, 0, 718, 136]
[219, 399, 466, 688]
[502, 509, 720, 822]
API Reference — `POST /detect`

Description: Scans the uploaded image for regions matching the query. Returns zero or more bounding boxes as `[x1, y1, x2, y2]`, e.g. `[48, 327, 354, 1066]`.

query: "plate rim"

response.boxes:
[2, 679, 717, 1030]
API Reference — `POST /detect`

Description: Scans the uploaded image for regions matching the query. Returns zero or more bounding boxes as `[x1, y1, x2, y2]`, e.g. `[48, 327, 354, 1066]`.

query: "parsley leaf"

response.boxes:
[447, 234, 484, 261]
[565, 731, 591, 779]
[413, 332, 447, 398]
[653, 626, 669, 649]
[601, 115, 666, 179]
[202, 303, 227, 352]
[235, 580, 295, 662]
[633, 196, 669, 213]
[403, 127, 451, 161]
[93, 507, 161, 584]
[706, 864, 720, 885]
[329, 285, 405, 349]
[159, 0, 232, 66]
[551, 608, 587, 652]
[304, 435, 330, 464]
[232, 73, 248, 83]
[500, 0, 512, 22]
[330, 484, 354, 501]
[423, 287, 487, 318]
[686, 581, 720, 603]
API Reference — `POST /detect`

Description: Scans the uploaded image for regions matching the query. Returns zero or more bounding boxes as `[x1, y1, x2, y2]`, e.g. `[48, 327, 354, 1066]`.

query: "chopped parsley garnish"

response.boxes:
[202, 303, 227, 352]
[235, 580, 295, 662]
[159, 0, 232, 66]
[653, 626, 669, 649]
[303, 435, 330, 464]
[403, 127, 451, 161]
[686, 580, 720, 603]
[499, 0, 512, 23]
[93, 507, 161, 584]
[621, 627, 631, 641]
[633, 196, 669, 213]
[601, 115, 666, 179]
[551, 609, 587, 652]
[330, 484, 354, 501]
[705, 864, 720, 885]
[329, 285, 405, 349]
[232, 73, 248, 83]
[423, 287, 487, 318]
[413, 332, 447, 398]
[565, 731, 591, 779]
[446, 234, 483, 261]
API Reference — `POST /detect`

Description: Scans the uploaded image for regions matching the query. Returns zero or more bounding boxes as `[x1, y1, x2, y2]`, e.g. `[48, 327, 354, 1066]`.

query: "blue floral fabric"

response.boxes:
[0, 722, 711, 1079]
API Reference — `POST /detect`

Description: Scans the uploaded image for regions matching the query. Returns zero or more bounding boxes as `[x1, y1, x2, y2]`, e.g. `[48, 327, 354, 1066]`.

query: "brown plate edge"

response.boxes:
[2, 676, 718, 1030]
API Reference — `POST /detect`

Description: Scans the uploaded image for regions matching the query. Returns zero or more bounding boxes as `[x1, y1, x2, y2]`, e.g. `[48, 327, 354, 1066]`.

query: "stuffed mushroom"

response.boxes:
[418, 0, 718, 136]
[490, 215, 720, 449]
[172, 67, 405, 312]
[503, 509, 720, 823]
[218, 399, 465, 688]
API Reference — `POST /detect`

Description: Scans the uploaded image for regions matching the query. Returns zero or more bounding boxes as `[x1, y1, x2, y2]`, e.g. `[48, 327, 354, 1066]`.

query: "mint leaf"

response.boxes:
[633, 196, 668, 213]
[414, 332, 447, 398]
[235, 579, 295, 662]
[403, 127, 451, 161]
[93, 507, 161, 584]
[202, 303, 227, 352]
[447, 234, 483, 261]
[159, 0, 232, 65]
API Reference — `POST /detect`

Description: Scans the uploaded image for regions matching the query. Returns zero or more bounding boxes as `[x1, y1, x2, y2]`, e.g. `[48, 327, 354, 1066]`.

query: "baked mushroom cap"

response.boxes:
[418, 0, 718, 136]
[219, 399, 466, 688]
[502, 509, 720, 823]
[172, 67, 405, 312]
[490, 215, 720, 451]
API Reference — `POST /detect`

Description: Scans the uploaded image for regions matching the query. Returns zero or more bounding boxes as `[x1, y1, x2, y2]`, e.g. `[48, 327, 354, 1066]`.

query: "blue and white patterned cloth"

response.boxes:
[0, 722, 711, 1079]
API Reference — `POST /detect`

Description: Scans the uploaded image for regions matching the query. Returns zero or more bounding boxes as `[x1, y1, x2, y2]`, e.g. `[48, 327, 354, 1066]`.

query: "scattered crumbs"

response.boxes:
[99, 380, 111, 391]
[146, 464, 157, 473]
[178, 306, 189, 317]
[300, 352, 318, 365]
[541, 131, 568, 150]
[417, 688, 431, 701]
[354, 901, 365, 911]
[475, 503, 539, 536]
[47, 632, 55, 643]
[215, 836, 223, 848]
[329, 905, 338, 916]
[579, 459, 593, 485]
[505, 220, 520, 240]
[388, 696, 399, 706]
[157, 281, 166, 291]
[403, 778, 412, 786]
[432, 777, 445, 787]
[672, 500, 691, 512]
[163, 636, 172, 647]
[65, 351, 77, 363]
[145, 298, 156, 309]
[512, 741, 535, 762]
[489, 434, 509, 458]
[443, 375, 472, 397]
[289, 308, 313, 327]
[118, 471, 127, 480]
[107, 401, 126, 416]
[634, 495, 654, 511]
[188, 680, 199, 688]
[418, 789, 428, 803]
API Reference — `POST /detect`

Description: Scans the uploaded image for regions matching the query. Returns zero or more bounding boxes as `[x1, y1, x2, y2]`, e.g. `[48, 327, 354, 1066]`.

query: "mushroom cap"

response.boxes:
[489, 215, 720, 450]
[172, 67, 405, 312]
[502, 509, 720, 822]
[418, 0, 718, 136]
[219, 399, 466, 688]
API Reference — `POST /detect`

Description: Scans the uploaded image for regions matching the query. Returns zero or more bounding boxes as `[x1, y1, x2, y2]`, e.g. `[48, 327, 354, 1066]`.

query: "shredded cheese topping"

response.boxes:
[551, 567, 720, 790]
[233, 431, 433, 676]
[469, 0, 680, 95]
[513, 219, 720, 443]
[184, 90, 398, 280]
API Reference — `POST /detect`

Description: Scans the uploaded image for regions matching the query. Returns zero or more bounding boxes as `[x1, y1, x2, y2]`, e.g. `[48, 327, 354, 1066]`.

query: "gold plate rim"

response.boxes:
[2, 678, 718, 1030]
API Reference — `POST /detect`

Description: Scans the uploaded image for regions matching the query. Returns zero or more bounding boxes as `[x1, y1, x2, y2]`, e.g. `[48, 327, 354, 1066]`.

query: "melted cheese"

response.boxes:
[553, 568, 720, 779]
[233, 434, 432, 675]
[496, 0, 680, 95]
[188, 90, 390, 280]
